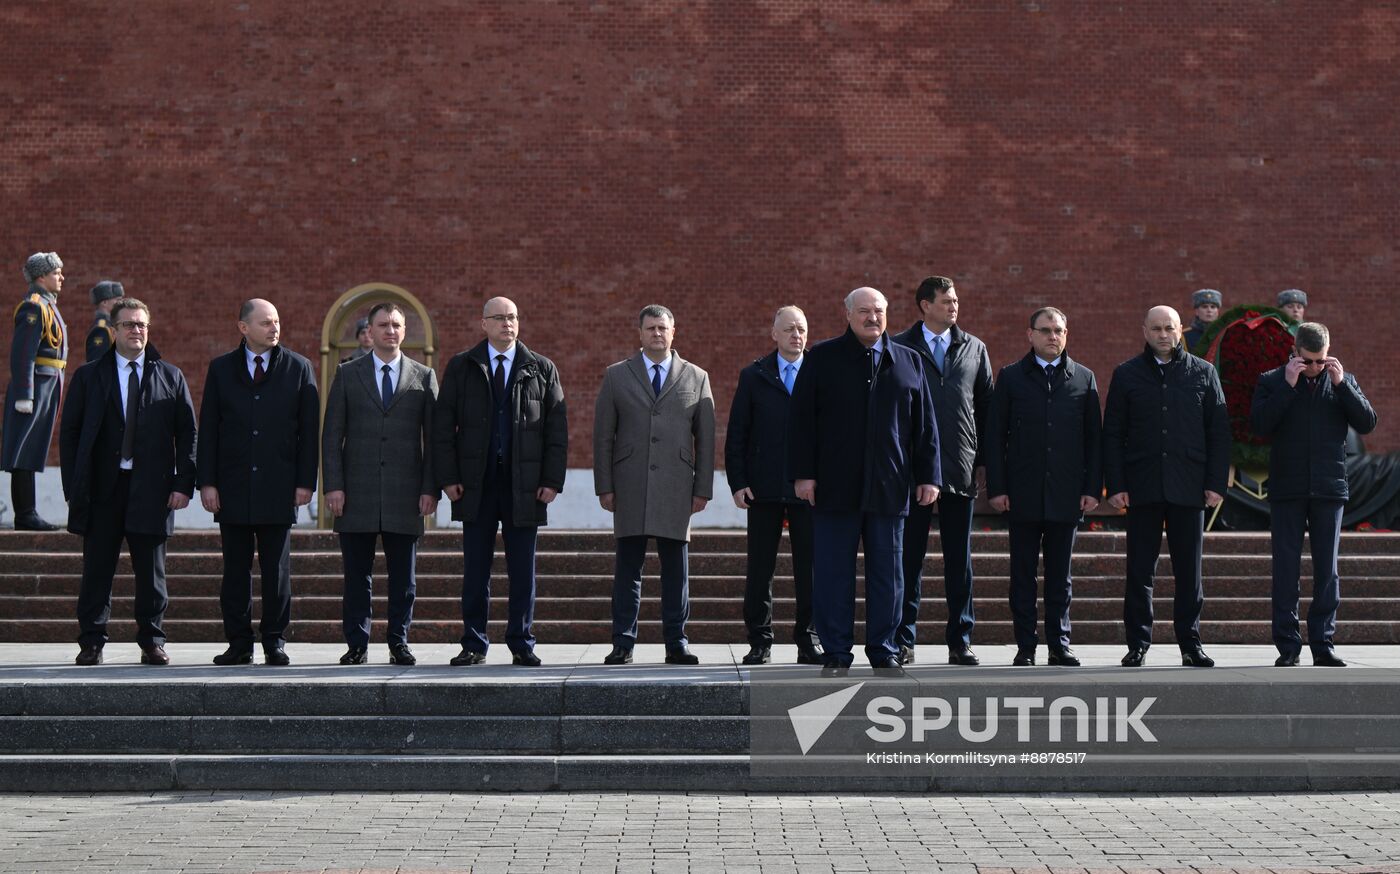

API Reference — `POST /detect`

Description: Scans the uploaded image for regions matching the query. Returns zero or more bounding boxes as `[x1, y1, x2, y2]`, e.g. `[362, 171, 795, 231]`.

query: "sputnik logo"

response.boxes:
[787, 682, 865, 754]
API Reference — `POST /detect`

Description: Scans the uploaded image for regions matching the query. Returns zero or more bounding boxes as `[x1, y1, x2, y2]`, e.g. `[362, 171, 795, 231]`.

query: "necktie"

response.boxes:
[121, 360, 138, 461]
[652, 364, 663, 396]
[782, 363, 795, 395]
[381, 364, 393, 410]
[253, 355, 265, 383]
[1044, 363, 1055, 390]
[931, 335, 945, 372]
[493, 354, 508, 400]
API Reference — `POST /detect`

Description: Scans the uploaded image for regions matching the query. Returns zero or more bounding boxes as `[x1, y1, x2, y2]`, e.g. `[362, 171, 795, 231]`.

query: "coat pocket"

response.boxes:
[613, 444, 634, 465]
[679, 447, 694, 468]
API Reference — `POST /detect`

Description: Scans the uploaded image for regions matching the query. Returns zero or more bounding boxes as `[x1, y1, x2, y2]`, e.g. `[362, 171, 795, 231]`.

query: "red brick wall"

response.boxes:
[4, 1, 1397, 468]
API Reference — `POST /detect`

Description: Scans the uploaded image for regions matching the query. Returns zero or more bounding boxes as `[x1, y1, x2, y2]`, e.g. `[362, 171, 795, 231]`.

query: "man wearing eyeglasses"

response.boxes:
[59, 298, 197, 666]
[1252, 322, 1377, 667]
[432, 297, 567, 667]
[4, 252, 68, 531]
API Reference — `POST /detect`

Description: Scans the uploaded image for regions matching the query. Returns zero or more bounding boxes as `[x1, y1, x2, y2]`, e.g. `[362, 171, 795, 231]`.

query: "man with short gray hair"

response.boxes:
[1252, 322, 1376, 667]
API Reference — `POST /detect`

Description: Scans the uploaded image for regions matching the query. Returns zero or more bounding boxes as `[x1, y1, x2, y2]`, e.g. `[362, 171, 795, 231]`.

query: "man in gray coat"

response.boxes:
[594, 304, 715, 665]
[322, 302, 438, 666]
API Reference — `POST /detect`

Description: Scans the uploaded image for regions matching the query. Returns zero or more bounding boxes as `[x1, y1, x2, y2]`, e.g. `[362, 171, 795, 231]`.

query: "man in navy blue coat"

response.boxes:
[788, 287, 940, 674]
[198, 299, 320, 667]
[985, 307, 1102, 666]
[1251, 322, 1377, 667]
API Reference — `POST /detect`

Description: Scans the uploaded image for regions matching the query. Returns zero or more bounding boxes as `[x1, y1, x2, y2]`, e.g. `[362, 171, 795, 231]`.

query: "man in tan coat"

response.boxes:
[594, 304, 715, 665]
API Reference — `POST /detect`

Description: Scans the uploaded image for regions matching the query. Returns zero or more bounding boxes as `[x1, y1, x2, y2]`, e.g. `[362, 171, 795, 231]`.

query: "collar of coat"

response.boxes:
[467, 339, 540, 379]
[95, 340, 164, 366]
[895, 321, 965, 364]
[1018, 349, 1077, 379]
[1138, 342, 1185, 367]
[839, 325, 891, 356]
[238, 340, 281, 368]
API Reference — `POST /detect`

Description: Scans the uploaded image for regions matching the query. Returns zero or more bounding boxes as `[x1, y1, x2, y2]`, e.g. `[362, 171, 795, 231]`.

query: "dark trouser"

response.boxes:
[611, 535, 689, 650]
[898, 493, 975, 650]
[742, 500, 817, 648]
[339, 530, 418, 649]
[1124, 502, 1204, 650]
[812, 510, 903, 667]
[76, 471, 168, 648]
[10, 470, 36, 516]
[460, 467, 538, 656]
[1008, 519, 1077, 650]
[218, 523, 292, 650]
[1270, 498, 1344, 654]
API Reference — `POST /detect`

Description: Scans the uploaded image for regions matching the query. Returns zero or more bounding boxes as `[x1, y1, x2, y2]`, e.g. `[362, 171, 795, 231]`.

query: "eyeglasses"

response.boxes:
[1299, 356, 1327, 366]
[1033, 327, 1067, 337]
[484, 314, 519, 324]
[115, 321, 150, 332]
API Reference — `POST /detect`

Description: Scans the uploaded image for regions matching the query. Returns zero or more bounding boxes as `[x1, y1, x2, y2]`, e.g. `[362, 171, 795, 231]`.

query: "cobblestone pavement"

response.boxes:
[1, 791, 1399, 873]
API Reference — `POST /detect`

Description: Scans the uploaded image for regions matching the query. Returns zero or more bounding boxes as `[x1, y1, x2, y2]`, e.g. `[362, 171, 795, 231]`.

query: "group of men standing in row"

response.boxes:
[2, 252, 1378, 671]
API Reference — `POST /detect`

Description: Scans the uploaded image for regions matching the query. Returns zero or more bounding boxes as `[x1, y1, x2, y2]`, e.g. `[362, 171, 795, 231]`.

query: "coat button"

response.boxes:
[650, 464, 658, 470]
[252, 430, 259, 436]
[651, 437, 659, 443]
[252, 466, 258, 472]
[254, 395, 260, 400]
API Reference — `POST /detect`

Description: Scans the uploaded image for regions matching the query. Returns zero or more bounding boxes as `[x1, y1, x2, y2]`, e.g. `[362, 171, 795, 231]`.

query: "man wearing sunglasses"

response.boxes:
[59, 298, 197, 666]
[1251, 322, 1377, 667]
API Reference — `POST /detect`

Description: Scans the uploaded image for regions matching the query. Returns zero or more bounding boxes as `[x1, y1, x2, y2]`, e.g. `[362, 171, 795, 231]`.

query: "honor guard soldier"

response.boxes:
[1277, 289, 1308, 323]
[1182, 288, 1222, 351]
[3, 252, 68, 531]
[85, 281, 124, 364]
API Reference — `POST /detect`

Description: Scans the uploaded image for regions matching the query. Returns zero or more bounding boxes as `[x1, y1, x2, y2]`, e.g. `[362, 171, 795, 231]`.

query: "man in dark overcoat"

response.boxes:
[1251, 321, 1377, 667]
[4, 252, 68, 531]
[433, 296, 567, 667]
[891, 275, 993, 666]
[1103, 305, 1230, 668]
[985, 307, 1102, 666]
[198, 299, 319, 666]
[789, 287, 940, 675]
[59, 297, 197, 666]
[726, 305, 821, 666]
[322, 302, 438, 666]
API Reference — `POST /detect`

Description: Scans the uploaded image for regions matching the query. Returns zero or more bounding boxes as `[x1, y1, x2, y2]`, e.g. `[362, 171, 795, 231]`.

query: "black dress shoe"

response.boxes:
[741, 645, 771, 665]
[1275, 651, 1300, 667]
[897, 645, 915, 665]
[1121, 647, 1148, 667]
[13, 512, 59, 531]
[339, 647, 368, 665]
[75, 645, 103, 666]
[212, 646, 253, 666]
[512, 650, 542, 667]
[1312, 648, 1347, 667]
[140, 644, 170, 666]
[665, 647, 700, 665]
[450, 649, 487, 666]
[603, 645, 633, 665]
[820, 660, 849, 678]
[262, 645, 290, 667]
[871, 656, 903, 673]
[795, 644, 824, 665]
[388, 644, 416, 666]
[1012, 647, 1036, 667]
[1048, 647, 1080, 667]
[948, 646, 979, 666]
[1181, 646, 1215, 668]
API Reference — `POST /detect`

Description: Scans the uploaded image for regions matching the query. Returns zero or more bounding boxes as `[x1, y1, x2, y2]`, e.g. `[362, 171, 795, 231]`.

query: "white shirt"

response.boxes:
[116, 351, 145, 470]
[372, 352, 402, 395]
[643, 352, 671, 389]
[245, 346, 272, 380]
[1035, 355, 1063, 370]
[488, 343, 516, 379]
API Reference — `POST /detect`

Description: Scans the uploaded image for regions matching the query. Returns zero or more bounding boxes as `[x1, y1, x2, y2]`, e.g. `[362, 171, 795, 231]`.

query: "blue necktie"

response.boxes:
[931, 335, 946, 372]
[381, 364, 393, 410]
[652, 364, 662, 396]
[782, 363, 795, 395]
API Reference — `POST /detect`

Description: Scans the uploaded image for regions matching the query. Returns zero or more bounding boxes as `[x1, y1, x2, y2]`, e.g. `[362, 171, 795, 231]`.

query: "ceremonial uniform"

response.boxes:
[4, 252, 68, 530]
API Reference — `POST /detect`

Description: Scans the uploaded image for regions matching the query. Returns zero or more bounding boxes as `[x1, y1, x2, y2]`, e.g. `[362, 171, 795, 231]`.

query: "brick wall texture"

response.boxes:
[3, 1, 1397, 470]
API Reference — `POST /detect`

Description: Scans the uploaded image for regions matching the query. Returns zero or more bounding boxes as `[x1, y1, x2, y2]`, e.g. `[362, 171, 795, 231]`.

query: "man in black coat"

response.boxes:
[432, 296, 566, 667]
[59, 298, 197, 666]
[891, 275, 993, 666]
[789, 287, 940, 674]
[4, 252, 68, 531]
[985, 307, 1102, 666]
[726, 305, 821, 666]
[1103, 305, 1230, 668]
[85, 280, 123, 363]
[197, 299, 319, 666]
[1251, 322, 1377, 667]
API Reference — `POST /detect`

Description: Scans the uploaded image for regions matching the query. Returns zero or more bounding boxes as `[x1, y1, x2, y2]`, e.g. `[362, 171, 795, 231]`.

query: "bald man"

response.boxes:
[197, 299, 320, 666]
[432, 296, 567, 667]
[1103, 306, 1230, 668]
